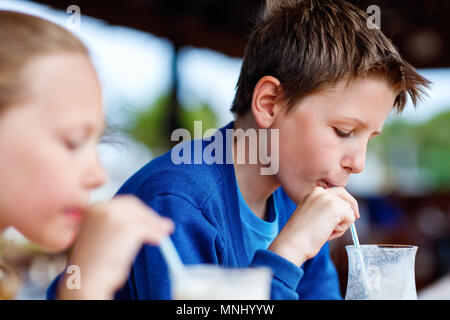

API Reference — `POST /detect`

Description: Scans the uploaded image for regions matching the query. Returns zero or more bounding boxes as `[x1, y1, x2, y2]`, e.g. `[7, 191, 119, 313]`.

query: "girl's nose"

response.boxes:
[84, 154, 107, 189]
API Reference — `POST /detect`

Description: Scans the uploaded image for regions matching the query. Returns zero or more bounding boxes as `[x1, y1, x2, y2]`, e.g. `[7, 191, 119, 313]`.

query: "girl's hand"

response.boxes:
[58, 195, 174, 299]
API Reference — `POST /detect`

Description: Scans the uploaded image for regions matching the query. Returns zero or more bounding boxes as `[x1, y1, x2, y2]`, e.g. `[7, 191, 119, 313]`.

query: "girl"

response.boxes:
[0, 10, 174, 299]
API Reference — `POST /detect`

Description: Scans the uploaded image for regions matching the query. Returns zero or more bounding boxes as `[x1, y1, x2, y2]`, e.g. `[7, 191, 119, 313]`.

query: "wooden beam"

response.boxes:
[32, 0, 450, 68]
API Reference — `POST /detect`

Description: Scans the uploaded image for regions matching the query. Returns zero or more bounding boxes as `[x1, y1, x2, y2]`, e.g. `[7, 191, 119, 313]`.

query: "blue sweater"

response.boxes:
[47, 121, 342, 300]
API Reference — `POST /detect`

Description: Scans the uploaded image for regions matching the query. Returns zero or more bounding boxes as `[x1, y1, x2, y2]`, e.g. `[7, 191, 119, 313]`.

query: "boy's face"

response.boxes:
[0, 53, 106, 252]
[271, 77, 397, 204]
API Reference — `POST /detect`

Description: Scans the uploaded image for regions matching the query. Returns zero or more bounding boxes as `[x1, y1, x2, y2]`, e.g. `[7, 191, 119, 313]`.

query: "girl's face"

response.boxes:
[0, 53, 106, 252]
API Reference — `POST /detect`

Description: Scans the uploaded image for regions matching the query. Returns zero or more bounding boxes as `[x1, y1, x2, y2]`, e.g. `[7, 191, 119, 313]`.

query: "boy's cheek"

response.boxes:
[275, 170, 314, 204]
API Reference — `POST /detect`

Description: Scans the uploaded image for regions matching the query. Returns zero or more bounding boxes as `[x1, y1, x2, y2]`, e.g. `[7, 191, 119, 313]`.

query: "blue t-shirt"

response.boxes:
[236, 178, 279, 264]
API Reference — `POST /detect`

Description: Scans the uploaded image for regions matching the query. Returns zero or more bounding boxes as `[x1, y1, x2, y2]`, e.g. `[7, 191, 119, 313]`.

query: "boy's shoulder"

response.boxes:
[118, 122, 236, 208]
[117, 140, 226, 209]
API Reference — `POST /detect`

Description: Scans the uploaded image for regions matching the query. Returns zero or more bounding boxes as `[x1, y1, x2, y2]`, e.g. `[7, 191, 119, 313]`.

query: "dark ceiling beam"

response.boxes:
[34, 0, 262, 57]
[33, 0, 450, 68]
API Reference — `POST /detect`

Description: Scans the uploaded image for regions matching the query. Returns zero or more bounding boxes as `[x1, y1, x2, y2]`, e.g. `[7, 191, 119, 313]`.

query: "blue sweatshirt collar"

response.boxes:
[214, 121, 249, 267]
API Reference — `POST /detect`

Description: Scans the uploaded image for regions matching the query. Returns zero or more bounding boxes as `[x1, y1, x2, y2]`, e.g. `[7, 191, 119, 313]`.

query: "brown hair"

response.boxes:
[0, 10, 89, 114]
[231, 0, 430, 116]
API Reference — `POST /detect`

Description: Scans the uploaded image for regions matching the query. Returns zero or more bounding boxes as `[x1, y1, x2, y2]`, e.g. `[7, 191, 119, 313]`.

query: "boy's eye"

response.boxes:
[334, 128, 351, 137]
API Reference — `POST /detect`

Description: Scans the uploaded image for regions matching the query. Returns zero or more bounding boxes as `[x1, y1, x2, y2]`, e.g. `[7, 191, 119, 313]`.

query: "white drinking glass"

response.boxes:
[345, 244, 418, 300]
[171, 265, 272, 300]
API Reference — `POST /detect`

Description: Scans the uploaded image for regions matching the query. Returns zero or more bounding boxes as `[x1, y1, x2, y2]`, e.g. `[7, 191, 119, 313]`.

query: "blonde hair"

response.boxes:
[0, 11, 89, 298]
[0, 260, 20, 300]
[0, 10, 89, 113]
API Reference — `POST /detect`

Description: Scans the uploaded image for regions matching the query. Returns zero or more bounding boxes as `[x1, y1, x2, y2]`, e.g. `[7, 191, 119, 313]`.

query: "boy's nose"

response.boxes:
[341, 146, 366, 174]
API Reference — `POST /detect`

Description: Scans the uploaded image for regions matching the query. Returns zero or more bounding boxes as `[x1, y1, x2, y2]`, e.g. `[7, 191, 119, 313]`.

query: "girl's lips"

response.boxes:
[65, 207, 85, 221]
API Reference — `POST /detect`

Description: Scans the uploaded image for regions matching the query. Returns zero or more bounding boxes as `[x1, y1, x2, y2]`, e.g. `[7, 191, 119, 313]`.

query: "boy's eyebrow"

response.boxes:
[341, 116, 381, 135]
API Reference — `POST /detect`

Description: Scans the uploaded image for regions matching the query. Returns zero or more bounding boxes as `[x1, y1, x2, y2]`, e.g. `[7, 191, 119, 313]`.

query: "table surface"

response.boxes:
[418, 273, 450, 300]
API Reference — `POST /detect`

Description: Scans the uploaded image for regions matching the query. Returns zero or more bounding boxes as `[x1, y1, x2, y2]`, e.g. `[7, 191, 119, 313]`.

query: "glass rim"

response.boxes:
[182, 264, 272, 270]
[173, 264, 273, 276]
[345, 244, 418, 249]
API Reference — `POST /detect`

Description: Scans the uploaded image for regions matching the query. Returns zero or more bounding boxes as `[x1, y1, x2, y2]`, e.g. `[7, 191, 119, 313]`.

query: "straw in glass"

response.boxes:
[159, 236, 186, 277]
[349, 222, 372, 298]
[351, 223, 362, 247]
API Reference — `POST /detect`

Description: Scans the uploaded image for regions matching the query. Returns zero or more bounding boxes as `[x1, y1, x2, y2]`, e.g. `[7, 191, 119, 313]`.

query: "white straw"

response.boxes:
[349, 222, 371, 298]
[350, 223, 360, 248]
[159, 236, 186, 277]
[349, 223, 364, 267]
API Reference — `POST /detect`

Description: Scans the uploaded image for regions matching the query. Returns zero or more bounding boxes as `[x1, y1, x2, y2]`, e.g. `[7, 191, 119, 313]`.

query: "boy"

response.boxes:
[114, 0, 429, 300]
[50, 0, 429, 299]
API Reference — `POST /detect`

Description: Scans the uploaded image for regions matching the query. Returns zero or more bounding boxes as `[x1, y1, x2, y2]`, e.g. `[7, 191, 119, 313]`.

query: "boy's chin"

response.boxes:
[280, 185, 310, 205]
[284, 180, 327, 205]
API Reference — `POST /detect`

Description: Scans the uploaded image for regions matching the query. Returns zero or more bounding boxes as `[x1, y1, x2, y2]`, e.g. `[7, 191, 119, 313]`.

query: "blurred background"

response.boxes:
[0, 0, 449, 299]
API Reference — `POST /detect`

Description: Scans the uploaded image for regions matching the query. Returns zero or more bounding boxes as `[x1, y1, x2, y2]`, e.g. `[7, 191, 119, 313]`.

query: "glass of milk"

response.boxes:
[170, 265, 272, 300]
[345, 244, 418, 300]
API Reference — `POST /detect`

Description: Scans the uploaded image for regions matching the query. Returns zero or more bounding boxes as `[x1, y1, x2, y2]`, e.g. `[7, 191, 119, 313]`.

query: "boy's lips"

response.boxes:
[317, 180, 337, 189]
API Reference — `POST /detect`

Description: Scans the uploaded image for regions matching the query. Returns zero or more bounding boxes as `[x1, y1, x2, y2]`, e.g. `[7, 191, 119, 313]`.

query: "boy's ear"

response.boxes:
[251, 76, 282, 128]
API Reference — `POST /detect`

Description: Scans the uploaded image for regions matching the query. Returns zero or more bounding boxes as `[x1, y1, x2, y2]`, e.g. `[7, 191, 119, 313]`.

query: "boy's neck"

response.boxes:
[233, 115, 280, 220]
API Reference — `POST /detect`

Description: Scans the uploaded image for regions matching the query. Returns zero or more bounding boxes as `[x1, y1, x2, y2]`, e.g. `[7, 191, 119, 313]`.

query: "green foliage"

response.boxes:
[177, 103, 217, 137]
[415, 111, 450, 189]
[371, 109, 450, 191]
[126, 94, 172, 154]
[125, 93, 218, 155]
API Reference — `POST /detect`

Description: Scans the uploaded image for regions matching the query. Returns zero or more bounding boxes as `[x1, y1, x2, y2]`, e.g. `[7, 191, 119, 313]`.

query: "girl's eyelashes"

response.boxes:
[62, 132, 87, 151]
[60, 125, 103, 151]
[61, 127, 92, 151]
[63, 137, 83, 150]
[334, 127, 351, 137]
